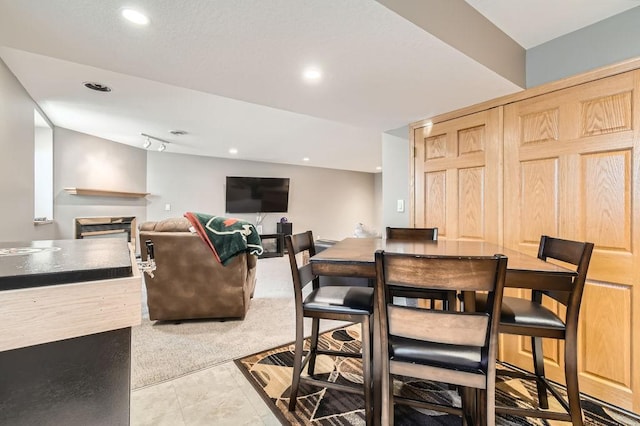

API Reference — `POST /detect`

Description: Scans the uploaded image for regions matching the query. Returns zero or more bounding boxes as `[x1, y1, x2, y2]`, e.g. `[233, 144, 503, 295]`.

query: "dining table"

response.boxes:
[309, 237, 577, 425]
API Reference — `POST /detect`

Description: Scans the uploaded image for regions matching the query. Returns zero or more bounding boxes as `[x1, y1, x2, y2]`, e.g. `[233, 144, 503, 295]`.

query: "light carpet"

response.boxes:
[131, 256, 343, 389]
[132, 297, 297, 389]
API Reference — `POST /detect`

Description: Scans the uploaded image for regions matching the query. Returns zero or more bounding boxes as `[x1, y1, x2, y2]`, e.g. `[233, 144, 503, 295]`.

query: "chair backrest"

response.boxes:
[386, 227, 438, 241]
[375, 251, 508, 370]
[536, 235, 594, 308]
[285, 231, 319, 306]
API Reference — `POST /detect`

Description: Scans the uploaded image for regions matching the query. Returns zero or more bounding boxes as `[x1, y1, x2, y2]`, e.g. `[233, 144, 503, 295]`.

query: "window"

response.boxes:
[34, 110, 53, 222]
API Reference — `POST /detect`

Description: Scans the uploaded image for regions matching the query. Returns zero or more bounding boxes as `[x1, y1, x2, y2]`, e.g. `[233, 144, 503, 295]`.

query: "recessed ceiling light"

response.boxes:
[302, 157, 310, 162]
[169, 130, 188, 136]
[302, 67, 322, 83]
[83, 81, 111, 92]
[122, 9, 149, 25]
[229, 148, 238, 154]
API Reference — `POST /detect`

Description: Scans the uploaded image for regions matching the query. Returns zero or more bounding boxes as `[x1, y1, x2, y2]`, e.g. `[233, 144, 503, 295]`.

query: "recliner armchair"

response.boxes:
[139, 217, 258, 321]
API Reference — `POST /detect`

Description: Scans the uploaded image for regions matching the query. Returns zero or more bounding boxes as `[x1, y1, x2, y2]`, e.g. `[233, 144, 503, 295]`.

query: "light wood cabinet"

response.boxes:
[502, 70, 639, 411]
[412, 108, 502, 243]
[410, 62, 640, 412]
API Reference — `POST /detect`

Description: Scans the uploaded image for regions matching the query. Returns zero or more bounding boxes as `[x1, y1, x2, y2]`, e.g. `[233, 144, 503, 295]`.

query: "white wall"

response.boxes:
[0, 58, 56, 242]
[382, 129, 410, 228]
[53, 127, 148, 240]
[146, 151, 379, 241]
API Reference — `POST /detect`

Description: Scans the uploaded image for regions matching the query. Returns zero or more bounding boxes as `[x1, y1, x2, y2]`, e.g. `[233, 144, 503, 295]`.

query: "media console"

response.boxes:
[258, 233, 284, 258]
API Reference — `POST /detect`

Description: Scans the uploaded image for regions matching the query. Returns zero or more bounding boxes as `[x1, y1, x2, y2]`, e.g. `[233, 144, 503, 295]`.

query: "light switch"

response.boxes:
[396, 199, 404, 212]
[165, 203, 171, 211]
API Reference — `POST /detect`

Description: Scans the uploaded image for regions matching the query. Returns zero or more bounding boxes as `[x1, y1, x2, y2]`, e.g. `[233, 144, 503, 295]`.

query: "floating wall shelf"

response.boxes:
[64, 188, 149, 198]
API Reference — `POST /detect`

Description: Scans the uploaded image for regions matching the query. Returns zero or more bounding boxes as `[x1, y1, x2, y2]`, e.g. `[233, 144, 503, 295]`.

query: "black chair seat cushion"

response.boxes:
[303, 286, 373, 315]
[476, 293, 565, 330]
[390, 336, 484, 375]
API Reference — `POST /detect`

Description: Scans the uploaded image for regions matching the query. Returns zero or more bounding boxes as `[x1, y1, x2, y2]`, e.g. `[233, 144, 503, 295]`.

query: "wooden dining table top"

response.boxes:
[310, 238, 576, 285]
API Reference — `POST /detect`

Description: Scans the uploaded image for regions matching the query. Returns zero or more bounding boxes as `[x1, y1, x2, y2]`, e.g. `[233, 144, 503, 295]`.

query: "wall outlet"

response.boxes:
[164, 203, 171, 211]
[256, 225, 263, 234]
[396, 199, 404, 213]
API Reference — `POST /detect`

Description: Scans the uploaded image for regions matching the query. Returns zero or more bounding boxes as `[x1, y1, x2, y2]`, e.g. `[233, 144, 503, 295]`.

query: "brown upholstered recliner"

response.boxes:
[139, 217, 258, 321]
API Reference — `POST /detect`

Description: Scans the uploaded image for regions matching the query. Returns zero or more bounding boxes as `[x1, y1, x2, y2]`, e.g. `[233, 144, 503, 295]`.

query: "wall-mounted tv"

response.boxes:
[225, 176, 290, 213]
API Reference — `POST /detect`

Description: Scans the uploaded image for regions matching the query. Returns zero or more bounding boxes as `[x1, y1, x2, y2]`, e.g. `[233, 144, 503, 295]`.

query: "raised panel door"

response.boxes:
[502, 71, 640, 411]
[413, 108, 502, 244]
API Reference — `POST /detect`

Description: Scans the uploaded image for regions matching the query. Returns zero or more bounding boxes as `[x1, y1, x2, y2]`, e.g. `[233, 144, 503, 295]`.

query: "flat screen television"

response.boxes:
[225, 176, 290, 213]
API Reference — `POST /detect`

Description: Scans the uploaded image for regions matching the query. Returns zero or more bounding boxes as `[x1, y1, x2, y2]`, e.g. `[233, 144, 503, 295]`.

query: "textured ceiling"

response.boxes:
[0, 0, 636, 172]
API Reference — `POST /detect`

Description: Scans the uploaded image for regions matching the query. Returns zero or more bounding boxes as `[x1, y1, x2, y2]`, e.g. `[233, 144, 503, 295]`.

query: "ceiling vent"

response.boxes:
[169, 130, 188, 136]
[83, 82, 111, 92]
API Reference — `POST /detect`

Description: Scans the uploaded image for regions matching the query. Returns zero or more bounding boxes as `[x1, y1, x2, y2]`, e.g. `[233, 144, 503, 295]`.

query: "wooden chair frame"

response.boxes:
[385, 227, 457, 310]
[375, 251, 508, 426]
[286, 231, 373, 425]
[494, 235, 594, 425]
[385, 226, 439, 241]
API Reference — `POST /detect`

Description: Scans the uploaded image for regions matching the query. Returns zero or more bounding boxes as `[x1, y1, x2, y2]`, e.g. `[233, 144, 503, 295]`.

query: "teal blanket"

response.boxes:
[184, 212, 263, 265]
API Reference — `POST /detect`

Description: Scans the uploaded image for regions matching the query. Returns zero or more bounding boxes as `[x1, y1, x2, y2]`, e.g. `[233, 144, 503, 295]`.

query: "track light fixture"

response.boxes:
[140, 133, 171, 152]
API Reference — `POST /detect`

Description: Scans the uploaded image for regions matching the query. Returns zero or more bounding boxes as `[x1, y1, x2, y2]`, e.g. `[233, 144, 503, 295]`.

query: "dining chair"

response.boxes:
[314, 239, 370, 287]
[385, 227, 457, 310]
[479, 235, 594, 425]
[385, 226, 438, 241]
[285, 231, 374, 424]
[375, 250, 508, 425]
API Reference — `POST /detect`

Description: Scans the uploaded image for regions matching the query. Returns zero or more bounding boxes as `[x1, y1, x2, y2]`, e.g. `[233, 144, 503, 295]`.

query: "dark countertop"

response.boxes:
[0, 239, 133, 291]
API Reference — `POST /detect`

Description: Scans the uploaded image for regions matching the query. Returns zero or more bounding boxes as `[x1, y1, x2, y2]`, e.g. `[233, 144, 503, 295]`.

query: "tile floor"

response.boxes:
[130, 361, 280, 425]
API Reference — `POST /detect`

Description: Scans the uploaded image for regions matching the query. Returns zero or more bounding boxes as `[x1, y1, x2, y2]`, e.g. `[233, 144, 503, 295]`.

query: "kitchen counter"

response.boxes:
[0, 238, 132, 290]
[0, 238, 141, 426]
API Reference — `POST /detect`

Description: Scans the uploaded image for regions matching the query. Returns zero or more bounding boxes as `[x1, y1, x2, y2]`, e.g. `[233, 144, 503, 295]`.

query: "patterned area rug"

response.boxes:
[235, 324, 640, 425]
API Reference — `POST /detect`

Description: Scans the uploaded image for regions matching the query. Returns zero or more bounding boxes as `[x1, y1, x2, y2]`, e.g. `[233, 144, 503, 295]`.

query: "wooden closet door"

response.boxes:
[502, 71, 640, 411]
[412, 108, 502, 243]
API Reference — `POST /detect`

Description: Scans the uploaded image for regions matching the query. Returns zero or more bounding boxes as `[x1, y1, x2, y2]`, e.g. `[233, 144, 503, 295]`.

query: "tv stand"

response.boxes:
[258, 233, 284, 258]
